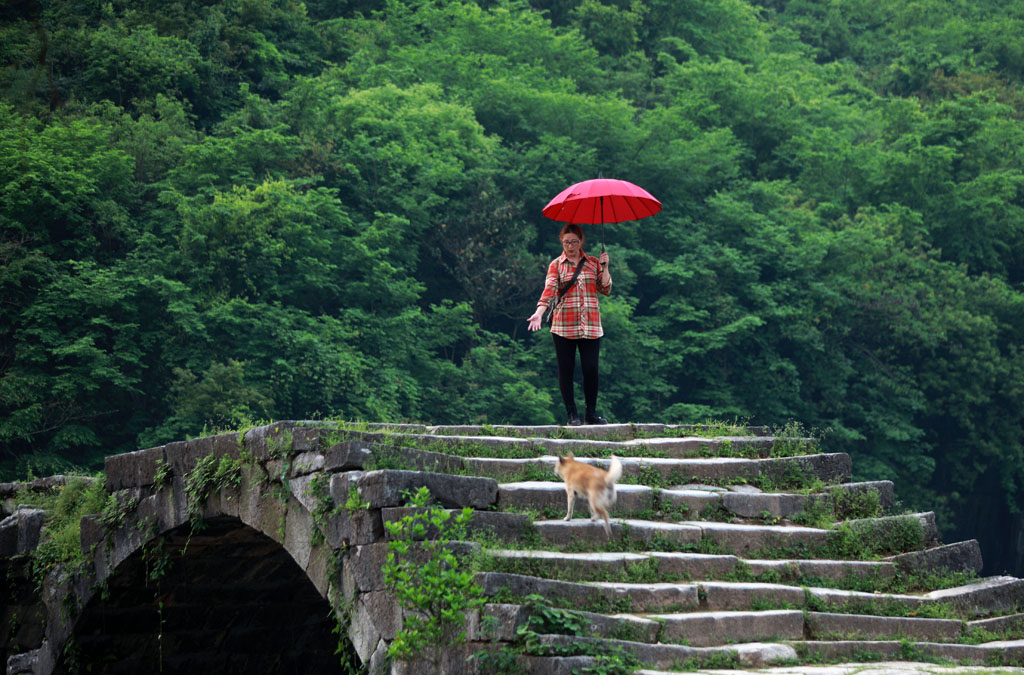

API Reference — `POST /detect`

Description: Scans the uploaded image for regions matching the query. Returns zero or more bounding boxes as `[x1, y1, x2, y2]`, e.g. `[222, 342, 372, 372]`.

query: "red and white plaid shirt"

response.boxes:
[537, 252, 611, 339]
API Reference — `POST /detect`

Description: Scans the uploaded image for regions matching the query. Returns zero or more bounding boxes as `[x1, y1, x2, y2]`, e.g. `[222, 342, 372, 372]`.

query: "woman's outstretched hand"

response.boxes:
[528, 307, 544, 332]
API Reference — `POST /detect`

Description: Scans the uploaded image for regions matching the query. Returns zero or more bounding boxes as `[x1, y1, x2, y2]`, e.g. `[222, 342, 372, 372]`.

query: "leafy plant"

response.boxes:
[383, 487, 484, 669]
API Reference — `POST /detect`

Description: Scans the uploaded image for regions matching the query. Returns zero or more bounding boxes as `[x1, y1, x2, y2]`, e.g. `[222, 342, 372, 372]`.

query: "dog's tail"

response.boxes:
[605, 456, 622, 486]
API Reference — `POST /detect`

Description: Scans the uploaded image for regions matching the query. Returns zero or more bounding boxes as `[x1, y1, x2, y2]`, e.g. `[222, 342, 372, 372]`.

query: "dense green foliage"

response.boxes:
[2, 0, 1023, 572]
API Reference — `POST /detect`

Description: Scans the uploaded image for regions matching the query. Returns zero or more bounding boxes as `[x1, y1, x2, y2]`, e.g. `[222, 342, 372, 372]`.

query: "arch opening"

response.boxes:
[60, 516, 359, 674]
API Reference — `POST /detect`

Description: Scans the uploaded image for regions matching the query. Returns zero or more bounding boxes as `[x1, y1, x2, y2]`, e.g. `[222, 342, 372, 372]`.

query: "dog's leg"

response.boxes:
[564, 488, 575, 521]
[588, 494, 612, 536]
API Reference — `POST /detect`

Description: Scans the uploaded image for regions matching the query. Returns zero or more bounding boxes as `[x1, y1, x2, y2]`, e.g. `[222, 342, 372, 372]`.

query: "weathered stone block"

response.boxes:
[733, 642, 799, 667]
[361, 590, 402, 641]
[381, 508, 529, 543]
[695, 521, 830, 556]
[283, 498, 313, 570]
[328, 471, 364, 506]
[290, 451, 325, 476]
[105, 445, 165, 491]
[806, 611, 962, 641]
[243, 421, 298, 461]
[722, 491, 808, 519]
[324, 441, 373, 471]
[325, 508, 384, 549]
[700, 581, 805, 611]
[760, 453, 851, 485]
[348, 592, 383, 663]
[650, 552, 740, 580]
[305, 541, 332, 598]
[356, 470, 497, 509]
[154, 476, 188, 533]
[0, 508, 45, 557]
[654, 609, 804, 647]
[889, 539, 983, 575]
[346, 542, 391, 592]
[532, 519, 701, 550]
[928, 576, 1024, 617]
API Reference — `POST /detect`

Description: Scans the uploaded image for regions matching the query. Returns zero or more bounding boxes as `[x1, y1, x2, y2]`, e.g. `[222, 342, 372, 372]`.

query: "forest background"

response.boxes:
[2, 0, 1023, 575]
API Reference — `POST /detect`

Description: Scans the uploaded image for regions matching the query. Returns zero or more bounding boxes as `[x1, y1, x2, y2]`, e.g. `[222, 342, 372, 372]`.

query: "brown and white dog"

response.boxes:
[554, 453, 623, 536]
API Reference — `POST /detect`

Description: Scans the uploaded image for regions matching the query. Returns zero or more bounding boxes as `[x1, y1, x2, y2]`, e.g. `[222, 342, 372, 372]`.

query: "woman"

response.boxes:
[527, 223, 612, 426]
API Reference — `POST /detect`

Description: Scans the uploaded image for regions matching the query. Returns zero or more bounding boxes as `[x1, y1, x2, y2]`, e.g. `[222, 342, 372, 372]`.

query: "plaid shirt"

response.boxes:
[537, 252, 611, 339]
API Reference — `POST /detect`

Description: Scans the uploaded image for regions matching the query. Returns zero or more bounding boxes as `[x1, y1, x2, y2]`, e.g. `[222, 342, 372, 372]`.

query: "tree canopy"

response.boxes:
[2, 0, 1023, 574]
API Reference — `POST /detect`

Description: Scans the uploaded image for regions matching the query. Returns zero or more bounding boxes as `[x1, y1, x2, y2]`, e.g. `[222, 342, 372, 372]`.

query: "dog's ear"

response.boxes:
[558, 454, 566, 464]
[565, 452, 574, 461]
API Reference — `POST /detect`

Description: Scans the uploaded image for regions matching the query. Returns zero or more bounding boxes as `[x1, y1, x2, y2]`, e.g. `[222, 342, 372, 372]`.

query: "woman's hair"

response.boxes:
[559, 223, 585, 246]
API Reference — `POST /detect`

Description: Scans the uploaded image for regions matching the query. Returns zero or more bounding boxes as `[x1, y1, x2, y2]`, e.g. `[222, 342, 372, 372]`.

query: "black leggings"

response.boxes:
[552, 334, 601, 412]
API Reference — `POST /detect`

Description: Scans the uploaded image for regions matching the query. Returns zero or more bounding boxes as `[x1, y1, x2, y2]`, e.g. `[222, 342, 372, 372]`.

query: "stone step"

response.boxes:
[476, 572, 1023, 623]
[886, 539, 984, 575]
[720, 480, 895, 519]
[746, 558, 897, 585]
[647, 609, 805, 647]
[362, 422, 772, 440]
[475, 452, 849, 483]
[486, 548, 740, 581]
[926, 576, 1024, 617]
[531, 518, 703, 549]
[484, 549, 898, 587]
[528, 635, 796, 670]
[805, 611, 963, 642]
[968, 612, 1024, 636]
[474, 572, 700, 612]
[808, 577, 1024, 619]
[676, 520, 832, 556]
[351, 434, 816, 466]
[792, 640, 1024, 666]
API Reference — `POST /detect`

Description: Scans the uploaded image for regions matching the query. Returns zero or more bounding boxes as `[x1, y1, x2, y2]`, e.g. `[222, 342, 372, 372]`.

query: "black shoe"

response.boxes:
[585, 411, 608, 425]
[567, 412, 583, 426]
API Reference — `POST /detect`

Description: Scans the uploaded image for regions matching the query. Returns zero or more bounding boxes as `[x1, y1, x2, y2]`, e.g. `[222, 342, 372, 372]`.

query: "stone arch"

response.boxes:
[61, 516, 346, 674]
[23, 424, 365, 674]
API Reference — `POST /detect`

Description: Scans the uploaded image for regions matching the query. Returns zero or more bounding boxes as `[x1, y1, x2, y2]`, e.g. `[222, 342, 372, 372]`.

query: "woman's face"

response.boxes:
[561, 233, 582, 255]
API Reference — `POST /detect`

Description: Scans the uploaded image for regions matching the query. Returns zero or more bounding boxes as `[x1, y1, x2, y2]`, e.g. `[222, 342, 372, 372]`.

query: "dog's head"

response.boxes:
[554, 452, 574, 478]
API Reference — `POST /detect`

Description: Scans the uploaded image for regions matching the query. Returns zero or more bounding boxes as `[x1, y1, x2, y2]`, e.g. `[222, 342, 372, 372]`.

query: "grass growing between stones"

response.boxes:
[10, 475, 115, 582]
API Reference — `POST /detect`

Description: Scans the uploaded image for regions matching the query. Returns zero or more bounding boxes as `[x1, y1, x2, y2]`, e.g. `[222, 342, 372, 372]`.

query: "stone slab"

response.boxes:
[686, 521, 831, 556]
[760, 453, 852, 485]
[969, 612, 1024, 634]
[531, 518, 702, 549]
[889, 539, 984, 575]
[651, 610, 805, 647]
[744, 558, 897, 584]
[487, 549, 648, 578]
[380, 508, 530, 542]
[355, 470, 497, 509]
[104, 445, 166, 491]
[927, 576, 1024, 617]
[722, 491, 809, 519]
[657, 489, 722, 517]
[806, 611, 963, 641]
[475, 572, 699, 612]
[324, 440, 373, 471]
[649, 552, 740, 580]
[0, 508, 45, 557]
[700, 581, 806, 611]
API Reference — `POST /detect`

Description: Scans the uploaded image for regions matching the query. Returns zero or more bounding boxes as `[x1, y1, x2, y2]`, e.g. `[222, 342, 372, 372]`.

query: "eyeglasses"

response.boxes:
[562, 239, 581, 246]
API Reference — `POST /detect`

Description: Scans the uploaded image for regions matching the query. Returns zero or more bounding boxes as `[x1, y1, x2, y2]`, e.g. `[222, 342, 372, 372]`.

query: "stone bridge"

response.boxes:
[3, 421, 1024, 674]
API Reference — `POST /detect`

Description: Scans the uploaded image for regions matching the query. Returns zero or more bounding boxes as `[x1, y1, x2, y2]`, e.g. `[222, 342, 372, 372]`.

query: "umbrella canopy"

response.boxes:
[542, 178, 661, 225]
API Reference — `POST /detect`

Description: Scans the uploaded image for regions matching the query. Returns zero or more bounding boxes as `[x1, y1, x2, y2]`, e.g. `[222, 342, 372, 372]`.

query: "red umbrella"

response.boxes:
[542, 177, 661, 250]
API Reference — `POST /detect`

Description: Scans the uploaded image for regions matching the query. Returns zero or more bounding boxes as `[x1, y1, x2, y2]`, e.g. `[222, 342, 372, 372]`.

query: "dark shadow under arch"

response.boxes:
[58, 516, 360, 674]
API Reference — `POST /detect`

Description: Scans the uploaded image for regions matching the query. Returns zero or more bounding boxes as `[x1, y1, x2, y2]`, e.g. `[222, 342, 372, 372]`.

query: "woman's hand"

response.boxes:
[599, 250, 609, 268]
[527, 307, 545, 332]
